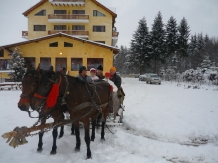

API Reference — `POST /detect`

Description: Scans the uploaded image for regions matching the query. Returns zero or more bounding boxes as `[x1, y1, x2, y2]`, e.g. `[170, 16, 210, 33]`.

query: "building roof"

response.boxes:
[0, 32, 119, 54]
[23, 0, 117, 18]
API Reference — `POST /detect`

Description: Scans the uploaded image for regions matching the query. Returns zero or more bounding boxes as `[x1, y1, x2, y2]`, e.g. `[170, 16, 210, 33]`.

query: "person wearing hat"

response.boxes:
[90, 68, 99, 80]
[62, 66, 68, 75]
[96, 65, 105, 79]
[76, 66, 92, 83]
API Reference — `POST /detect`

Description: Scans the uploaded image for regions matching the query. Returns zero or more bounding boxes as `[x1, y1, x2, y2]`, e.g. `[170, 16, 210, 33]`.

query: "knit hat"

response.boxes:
[105, 72, 110, 77]
[110, 67, 116, 72]
[97, 65, 103, 71]
[79, 66, 87, 73]
[90, 68, 96, 72]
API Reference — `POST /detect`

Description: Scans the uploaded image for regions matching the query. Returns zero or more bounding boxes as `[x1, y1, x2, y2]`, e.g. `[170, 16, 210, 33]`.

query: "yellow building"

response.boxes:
[0, 0, 119, 80]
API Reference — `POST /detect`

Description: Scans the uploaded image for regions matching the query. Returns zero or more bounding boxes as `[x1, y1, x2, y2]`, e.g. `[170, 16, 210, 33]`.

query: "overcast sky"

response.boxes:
[0, 0, 218, 48]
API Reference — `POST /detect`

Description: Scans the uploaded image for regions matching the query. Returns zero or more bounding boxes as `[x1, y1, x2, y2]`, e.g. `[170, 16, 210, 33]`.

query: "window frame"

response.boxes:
[35, 9, 46, 16]
[40, 58, 51, 70]
[72, 25, 85, 30]
[71, 58, 83, 71]
[49, 42, 58, 47]
[93, 10, 106, 17]
[0, 49, 4, 57]
[54, 10, 67, 14]
[64, 42, 73, 47]
[24, 57, 36, 68]
[34, 25, 46, 31]
[72, 10, 85, 14]
[55, 58, 67, 72]
[87, 58, 103, 70]
[54, 25, 67, 30]
[93, 26, 105, 32]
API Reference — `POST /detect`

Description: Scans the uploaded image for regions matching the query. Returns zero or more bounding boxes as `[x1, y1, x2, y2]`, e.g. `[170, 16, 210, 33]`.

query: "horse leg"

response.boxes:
[91, 119, 96, 142]
[37, 118, 46, 152]
[58, 125, 64, 139]
[50, 127, 58, 155]
[84, 119, 91, 159]
[101, 121, 106, 141]
[74, 121, 81, 151]
[71, 123, 75, 135]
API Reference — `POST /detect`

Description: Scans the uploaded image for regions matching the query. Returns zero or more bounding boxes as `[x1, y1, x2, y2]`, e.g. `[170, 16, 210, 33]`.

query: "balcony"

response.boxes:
[50, 0, 85, 6]
[22, 31, 28, 39]
[112, 31, 119, 46]
[48, 30, 89, 38]
[48, 14, 89, 23]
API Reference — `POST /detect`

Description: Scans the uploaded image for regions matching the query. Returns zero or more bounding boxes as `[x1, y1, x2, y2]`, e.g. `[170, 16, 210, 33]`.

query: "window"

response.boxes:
[72, 10, 85, 14]
[40, 58, 51, 70]
[34, 25, 46, 31]
[71, 58, 82, 71]
[24, 57, 35, 68]
[54, 25, 66, 30]
[56, 58, 67, 71]
[64, 42, 73, 47]
[54, 10, 66, 14]
[93, 10, 105, 17]
[72, 25, 85, 30]
[93, 26, 105, 32]
[0, 59, 10, 70]
[95, 41, 105, 44]
[87, 58, 103, 70]
[0, 49, 4, 57]
[49, 42, 58, 47]
[35, 10, 46, 16]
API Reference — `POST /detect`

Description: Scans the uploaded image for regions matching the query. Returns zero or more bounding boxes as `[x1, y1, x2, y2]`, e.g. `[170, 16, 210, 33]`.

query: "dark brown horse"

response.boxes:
[18, 66, 67, 154]
[29, 70, 111, 159]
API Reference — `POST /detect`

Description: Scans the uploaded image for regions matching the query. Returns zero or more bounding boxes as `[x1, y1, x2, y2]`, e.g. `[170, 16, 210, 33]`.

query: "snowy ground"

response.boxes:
[0, 78, 218, 163]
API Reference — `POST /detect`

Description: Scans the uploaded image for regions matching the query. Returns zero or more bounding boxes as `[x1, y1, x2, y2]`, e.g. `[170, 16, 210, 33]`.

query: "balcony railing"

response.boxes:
[48, 14, 89, 23]
[112, 32, 119, 37]
[50, 0, 85, 6]
[22, 31, 28, 39]
[52, 0, 85, 2]
[48, 30, 89, 37]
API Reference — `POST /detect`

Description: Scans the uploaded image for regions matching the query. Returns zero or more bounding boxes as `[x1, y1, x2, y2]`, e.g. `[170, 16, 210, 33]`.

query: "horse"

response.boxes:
[18, 65, 69, 154]
[29, 70, 111, 159]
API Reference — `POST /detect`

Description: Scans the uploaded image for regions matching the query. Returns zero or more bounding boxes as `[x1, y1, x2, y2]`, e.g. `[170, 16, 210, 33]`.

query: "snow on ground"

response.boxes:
[0, 78, 218, 163]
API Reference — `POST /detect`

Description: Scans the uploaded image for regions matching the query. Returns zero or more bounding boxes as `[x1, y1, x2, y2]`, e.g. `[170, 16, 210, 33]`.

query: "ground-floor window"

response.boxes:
[87, 58, 103, 70]
[40, 58, 51, 70]
[0, 59, 10, 70]
[56, 58, 67, 71]
[24, 57, 35, 68]
[71, 58, 82, 71]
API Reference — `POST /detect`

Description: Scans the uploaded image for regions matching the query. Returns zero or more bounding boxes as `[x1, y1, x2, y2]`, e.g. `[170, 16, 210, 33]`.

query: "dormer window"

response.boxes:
[93, 10, 105, 17]
[35, 10, 46, 16]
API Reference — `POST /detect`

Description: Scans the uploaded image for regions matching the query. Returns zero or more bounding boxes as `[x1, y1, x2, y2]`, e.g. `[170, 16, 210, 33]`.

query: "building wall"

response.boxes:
[27, 0, 113, 45]
[1, 36, 113, 78]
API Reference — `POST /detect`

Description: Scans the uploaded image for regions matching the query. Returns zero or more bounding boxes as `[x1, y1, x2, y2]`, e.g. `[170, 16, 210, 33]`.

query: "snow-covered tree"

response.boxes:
[9, 47, 25, 82]
[114, 45, 128, 73]
[129, 17, 150, 74]
[149, 11, 166, 73]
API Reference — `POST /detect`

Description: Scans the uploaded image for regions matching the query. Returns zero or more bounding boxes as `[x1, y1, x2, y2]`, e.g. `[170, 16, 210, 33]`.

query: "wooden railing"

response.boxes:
[48, 14, 89, 20]
[112, 32, 119, 37]
[22, 31, 28, 37]
[52, 0, 85, 2]
[48, 30, 89, 36]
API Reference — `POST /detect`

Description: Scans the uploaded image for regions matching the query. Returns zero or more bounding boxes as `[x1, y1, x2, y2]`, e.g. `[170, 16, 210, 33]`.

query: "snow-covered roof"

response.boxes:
[0, 32, 119, 54]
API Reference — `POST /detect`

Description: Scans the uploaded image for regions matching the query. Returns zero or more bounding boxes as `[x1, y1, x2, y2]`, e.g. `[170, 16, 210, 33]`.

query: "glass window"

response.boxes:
[0, 59, 10, 70]
[35, 10, 46, 16]
[0, 49, 4, 57]
[49, 42, 58, 47]
[24, 57, 35, 68]
[54, 25, 66, 30]
[64, 42, 73, 47]
[72, 25, 85, 30]
[87, 58, 103, 70]
[56, 58, 67, 71]
[40, 58, 51, 70]
[34, 25, 46, 31]
[72, 10, 85, 14]
[93, 26, 105, 32]
[71, 58, 82, 71]
[93, 10, 105, 17]
[54, 10, 66, 14]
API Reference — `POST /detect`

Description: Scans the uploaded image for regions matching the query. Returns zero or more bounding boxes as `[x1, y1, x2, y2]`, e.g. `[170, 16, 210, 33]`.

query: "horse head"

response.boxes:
[30, 66, 59, 111]
[18, 64, 42, 111]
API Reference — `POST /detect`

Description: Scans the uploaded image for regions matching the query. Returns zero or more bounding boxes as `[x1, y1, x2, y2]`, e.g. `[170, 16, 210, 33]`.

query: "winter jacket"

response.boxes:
[104, 79, 118, 92]
[97, 74, 105, 80]
[76, 75, 92, 83]
[110, 73, 121, 88]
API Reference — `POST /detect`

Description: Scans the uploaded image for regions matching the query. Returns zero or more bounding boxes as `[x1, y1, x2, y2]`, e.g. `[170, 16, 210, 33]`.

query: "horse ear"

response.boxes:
[36, 63, 40, 73]
[49, 66, 54, 72]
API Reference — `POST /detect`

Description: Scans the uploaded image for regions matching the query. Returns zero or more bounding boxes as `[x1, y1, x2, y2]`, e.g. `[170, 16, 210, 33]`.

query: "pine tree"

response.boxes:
[9, 47, 25, 82]
[129, 17, 150, 74]
[114, 45, 128, 73]
[150, 11, 166, 73]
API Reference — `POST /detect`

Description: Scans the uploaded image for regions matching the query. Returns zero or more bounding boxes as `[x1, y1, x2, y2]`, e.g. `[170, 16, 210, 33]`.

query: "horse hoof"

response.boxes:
[74, 147, 80, 152]
[91, 138, 95, 142]
[86, 156, 92, 159]
[71, 133, 75, 136]
[37, 147, 43, 153]
[50, 150, 57, 155]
